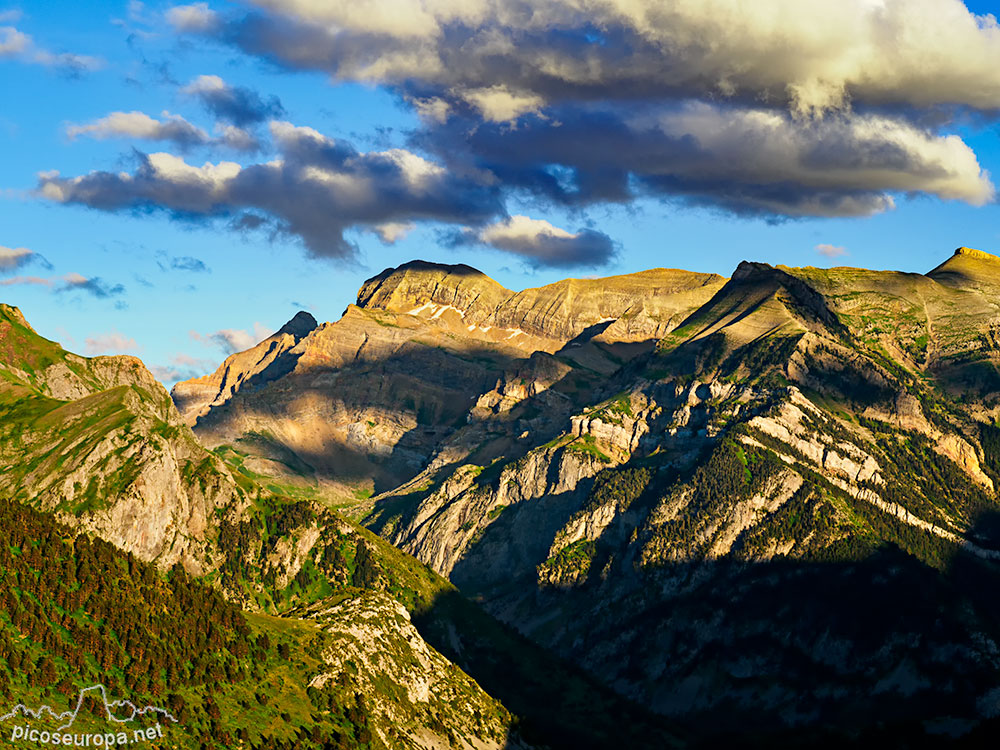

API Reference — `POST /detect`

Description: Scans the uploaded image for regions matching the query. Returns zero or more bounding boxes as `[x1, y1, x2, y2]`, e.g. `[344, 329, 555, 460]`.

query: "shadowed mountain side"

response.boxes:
[413, 587, 685, 750]
[188, 323, 550, 496]
[172, 311, 317, 425]
[368, 248, 1000, 742]
[172, 261, 722, 504]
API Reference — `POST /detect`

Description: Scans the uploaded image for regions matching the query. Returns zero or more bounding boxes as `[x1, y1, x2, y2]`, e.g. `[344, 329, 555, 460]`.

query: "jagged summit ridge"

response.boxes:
[276, 310, 318, 338]
[170, 310, 317, 425]
[926, 245, 1000, 288]
[953, 246, 1000, 262]
[356, 259, 727, 342]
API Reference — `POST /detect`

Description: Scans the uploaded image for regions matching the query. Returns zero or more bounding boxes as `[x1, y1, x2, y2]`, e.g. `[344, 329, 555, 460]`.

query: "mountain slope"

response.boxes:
[172, 311, 318, 426]
[0, 303, 242, 573]
[0, 490, 517, 750]
[356, 249, 1000, 741]
[0, 302, 683, 749]
[172, 261, 725, 501]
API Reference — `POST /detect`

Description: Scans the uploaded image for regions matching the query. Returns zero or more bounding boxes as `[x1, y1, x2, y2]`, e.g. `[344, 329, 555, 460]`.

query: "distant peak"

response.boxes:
[275, 311, 318, 339]
[356, 259, 510, 315]
[0, 303, 35, 333]
[731, 260, 776, 281]
[927, 246, 1000, 287]
[952, 246, 1000, 263]
[369, 259, 490, 283]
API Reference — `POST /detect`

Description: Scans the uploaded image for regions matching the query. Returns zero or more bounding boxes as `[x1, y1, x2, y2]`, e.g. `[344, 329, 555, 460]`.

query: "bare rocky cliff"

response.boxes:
[171, 261, 726, 502]
[172, 310, 317, 425]
[357, 248, 1000, 737]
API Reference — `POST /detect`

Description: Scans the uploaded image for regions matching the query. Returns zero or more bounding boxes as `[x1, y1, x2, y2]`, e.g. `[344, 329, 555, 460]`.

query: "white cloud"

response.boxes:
[410, 96, 451, 124]
[216, 124, 259, 151]
[0, 25, 28, 56]
[638, 102, 995, 210]
[373, 222, 414, 243]
[173, 352, 214, 368]
[816, 243, 848, 259]
[183, 74, 285, 126]
[0, 25, 101, 72]
[0, 272, 124, 298]
[84, 330, 140, 355]
[151, 0, 1000, 228]
[66, 109, 265, 151]
[67, 111, 210, 147]
[0, 275, 51, 288]
[183, 73, 226, 95]
[39, 121, 502, 259]
[459, 86, 545, 123]
[166, 2, 218, 32]
[473, 214, 616, 268]
[427, 100, 994, 218]
[0, 245, 37, 273]
[480, 215, 574, 245]
[203, 0, 1000, 117]
[150, 352, 216, 384]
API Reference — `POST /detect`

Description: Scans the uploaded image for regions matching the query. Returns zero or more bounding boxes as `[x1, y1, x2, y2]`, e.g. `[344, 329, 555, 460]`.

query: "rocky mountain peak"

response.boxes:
[356, 259, 510, 322]
[0, 303, 34, 332]
[731, 260, 777, 281]
[952, 245, 999, 262]
[275, 310, 318, 339]
[170, 310, 318, 425]
[927, 245, 1000, 288]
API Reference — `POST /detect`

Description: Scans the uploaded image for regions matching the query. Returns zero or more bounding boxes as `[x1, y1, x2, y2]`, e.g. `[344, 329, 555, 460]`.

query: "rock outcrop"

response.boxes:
[171, 261, 726, 499]
[171, 311, 317, 425]
[352, 250, 1000, 737]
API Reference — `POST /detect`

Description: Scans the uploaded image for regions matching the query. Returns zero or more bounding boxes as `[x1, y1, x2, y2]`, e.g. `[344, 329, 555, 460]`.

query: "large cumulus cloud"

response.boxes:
[157, 0, 1000, 229]
[174, 0, 1000, 116]
[417, 102, 992, 217]
[38, 0, 1000, 269]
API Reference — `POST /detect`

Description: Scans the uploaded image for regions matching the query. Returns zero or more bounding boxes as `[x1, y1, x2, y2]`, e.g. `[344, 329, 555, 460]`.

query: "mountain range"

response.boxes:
[6, 247, 1000, 745]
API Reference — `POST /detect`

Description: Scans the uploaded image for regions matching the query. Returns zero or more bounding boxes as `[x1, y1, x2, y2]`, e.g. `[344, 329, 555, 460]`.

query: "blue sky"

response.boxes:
[2, 0, 1000, 385]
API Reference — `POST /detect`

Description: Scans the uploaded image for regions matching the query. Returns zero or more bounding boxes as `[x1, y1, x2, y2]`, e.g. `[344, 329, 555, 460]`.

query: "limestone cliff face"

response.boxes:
[172, 261, 725, 500]
[359, 251, 1000, 734]
[357, 261, 727, 345]
[487, 268, 727, 343]
[356, 260, 509, 323]
[303, 592, 514, 750]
